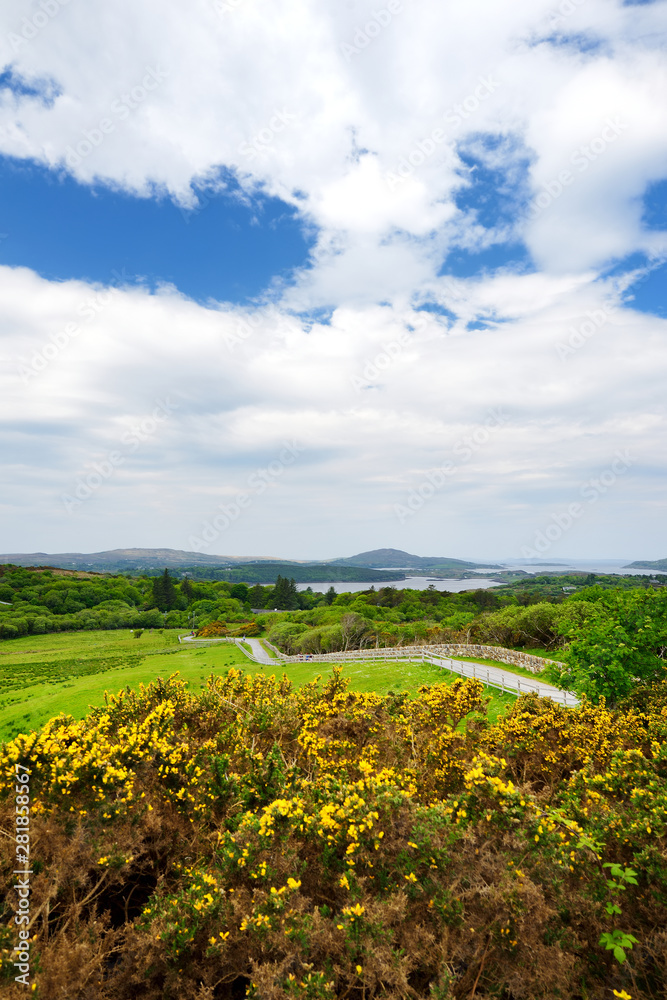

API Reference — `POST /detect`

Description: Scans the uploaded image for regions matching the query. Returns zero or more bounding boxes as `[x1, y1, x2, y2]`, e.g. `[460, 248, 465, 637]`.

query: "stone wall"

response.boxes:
[424, 643, 563, 674]
[271, 641, 563, 674]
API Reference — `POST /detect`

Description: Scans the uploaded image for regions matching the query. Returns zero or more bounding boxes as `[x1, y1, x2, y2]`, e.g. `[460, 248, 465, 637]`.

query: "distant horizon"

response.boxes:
[0, 546, 663, 567]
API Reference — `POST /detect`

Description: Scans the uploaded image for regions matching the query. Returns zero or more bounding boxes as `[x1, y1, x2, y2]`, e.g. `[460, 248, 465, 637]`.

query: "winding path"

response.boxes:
[178, 634, 578, 707]
[239, 637, 275, 665]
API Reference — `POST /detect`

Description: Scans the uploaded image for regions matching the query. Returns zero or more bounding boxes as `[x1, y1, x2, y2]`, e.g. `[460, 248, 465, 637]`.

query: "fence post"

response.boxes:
[517, 678, 521, 693]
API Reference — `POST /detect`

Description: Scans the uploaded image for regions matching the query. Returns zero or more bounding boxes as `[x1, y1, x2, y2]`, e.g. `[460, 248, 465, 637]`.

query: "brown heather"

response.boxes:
[1, 668, 666, 999]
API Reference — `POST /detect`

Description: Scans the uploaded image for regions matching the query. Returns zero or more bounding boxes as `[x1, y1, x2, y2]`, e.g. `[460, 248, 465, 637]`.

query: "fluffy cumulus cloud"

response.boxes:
[0, 0, 666, 559]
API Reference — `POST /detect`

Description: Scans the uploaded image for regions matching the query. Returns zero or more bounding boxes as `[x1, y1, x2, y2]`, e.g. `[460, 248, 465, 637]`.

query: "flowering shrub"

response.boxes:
[1, 668, 666, 998]
[196, 620, 260, 638]
[196, 621, 230, 636]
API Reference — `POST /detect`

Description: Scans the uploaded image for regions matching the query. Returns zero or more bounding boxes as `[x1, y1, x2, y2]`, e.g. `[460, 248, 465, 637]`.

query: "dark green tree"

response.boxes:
[287, 577, 299, 609]
[230, 583, 249, 603]
[248, 584, 266, 607]
[324, 586, 337, 605]
[297, 586, 319, 610]
[267, 575, 300, 610]
[151, 569, 178, 611]
[180, 577, 195, 604]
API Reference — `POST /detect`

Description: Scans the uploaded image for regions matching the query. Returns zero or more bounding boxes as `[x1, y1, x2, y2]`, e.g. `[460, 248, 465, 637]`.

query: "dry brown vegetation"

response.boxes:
[1, 668, 666, 999]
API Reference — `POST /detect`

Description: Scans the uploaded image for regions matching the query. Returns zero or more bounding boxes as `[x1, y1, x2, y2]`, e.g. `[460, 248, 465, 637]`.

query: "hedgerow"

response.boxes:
[1, 668, 666, 998]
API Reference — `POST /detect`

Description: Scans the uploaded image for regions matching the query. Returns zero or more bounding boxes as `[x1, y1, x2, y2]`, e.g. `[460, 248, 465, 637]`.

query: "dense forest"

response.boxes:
[1, 565, 665, 650]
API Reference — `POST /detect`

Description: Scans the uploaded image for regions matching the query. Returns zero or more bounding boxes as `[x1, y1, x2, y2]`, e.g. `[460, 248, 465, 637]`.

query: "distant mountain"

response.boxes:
[624, 558, 667, 571]
[0, 546, 500, 582]
[0, 548, 269, 573]
[333, 548, 501, 574]
[0, 548, 404, 583]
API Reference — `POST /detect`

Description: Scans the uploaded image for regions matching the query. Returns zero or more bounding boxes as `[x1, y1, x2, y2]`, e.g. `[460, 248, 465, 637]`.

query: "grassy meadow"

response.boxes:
[0, 629, 517, 741]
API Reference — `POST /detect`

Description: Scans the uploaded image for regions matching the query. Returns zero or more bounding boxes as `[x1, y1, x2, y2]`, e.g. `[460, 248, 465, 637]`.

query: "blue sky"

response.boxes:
[0, 157, 311, 303]
[1, 151, 665, 316]
[0, 0, 666, 562]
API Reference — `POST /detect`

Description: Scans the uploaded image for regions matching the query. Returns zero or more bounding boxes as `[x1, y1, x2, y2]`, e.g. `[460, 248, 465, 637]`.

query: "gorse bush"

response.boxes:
[1, 668, 666, 998]
[196, 621, 260, 638]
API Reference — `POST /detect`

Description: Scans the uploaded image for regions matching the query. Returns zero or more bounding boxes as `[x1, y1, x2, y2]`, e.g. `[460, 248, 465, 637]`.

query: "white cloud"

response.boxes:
[1, 264, 666, 558]
[1, 0, 665, 289]
[523, 51, 667, 271]
[0, 0, 666, 557]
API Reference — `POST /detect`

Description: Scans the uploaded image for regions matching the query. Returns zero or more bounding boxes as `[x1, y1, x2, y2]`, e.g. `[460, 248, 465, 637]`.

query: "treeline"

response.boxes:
[0, 566, 329, 640]
[0, 566, 249, 639]
[499, 571, 667, 600]
[158, 562, 403, 583]
[264, 585, 550, 656]
[264, 585, 667, 705]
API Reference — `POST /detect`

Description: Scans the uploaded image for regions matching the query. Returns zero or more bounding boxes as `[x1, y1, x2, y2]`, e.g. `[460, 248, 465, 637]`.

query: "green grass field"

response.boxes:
[0, 630, 517, 741]
[448, 654, 548, 680]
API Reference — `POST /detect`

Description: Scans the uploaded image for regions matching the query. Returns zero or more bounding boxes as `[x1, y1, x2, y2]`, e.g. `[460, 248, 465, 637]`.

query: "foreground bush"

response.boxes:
[1, 669, 666, 998]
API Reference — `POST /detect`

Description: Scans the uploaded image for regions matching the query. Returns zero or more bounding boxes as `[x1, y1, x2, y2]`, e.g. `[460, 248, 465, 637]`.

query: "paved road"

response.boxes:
[179, 633, 275, 665]
[178, 634, 577, 706]
[237, 637, 275, 665]
[422, 653, 577, 707]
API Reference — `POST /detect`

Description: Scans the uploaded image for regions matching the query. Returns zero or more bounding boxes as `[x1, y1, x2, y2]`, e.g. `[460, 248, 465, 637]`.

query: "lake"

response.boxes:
[296, 576, 503, 594]
[295, 560, 665, 594]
